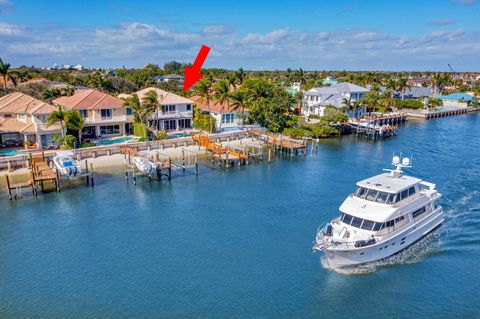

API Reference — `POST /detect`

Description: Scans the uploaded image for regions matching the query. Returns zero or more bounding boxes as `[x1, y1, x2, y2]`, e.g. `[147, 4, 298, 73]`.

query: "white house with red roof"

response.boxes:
[54, 89, 134, 138]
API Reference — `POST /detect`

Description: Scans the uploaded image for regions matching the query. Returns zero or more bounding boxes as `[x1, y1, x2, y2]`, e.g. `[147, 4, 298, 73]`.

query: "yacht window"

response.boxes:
[342, 214, 353, 225]
[376, 192, 389, 204]
[400, 189, 409, 201]
[408, 186, 416, 196]
[373, 223, 382, 231]
[361, 219, 374, 231]
[412, 207, 426, 219]
[395, 216, 405, 223]
[351, 217, 363, 228]
[366, 190, 378, 201]
[385, 220, 395, 228]
[355, 187, 367, 198]
[386, 194, 395, 204]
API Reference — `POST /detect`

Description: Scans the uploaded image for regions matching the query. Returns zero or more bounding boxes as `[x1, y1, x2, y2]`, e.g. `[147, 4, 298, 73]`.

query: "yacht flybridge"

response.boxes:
[312, 156, 444, 268]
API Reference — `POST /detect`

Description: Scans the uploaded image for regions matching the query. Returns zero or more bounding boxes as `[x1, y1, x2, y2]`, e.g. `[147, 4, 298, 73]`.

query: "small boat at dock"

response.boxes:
[52, 151, 82, 177]
[131, 156, 157, 175]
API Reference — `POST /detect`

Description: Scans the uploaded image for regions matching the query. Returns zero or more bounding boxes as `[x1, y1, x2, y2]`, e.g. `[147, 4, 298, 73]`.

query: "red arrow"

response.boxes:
[183, 45, 210, 93]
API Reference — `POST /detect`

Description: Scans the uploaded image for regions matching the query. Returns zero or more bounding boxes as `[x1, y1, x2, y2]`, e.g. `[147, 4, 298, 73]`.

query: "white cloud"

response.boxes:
[0, 22, 22, 36]
[428, 19, 456, 26]
[203, 24, 233, 35]
[1, 22, 480, 71]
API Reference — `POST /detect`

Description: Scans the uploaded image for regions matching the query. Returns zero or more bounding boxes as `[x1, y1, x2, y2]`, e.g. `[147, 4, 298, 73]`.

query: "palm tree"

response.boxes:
[64, 109, 85, 145]
[213, 79, 231, 131]
[294, 68, 307, 87]
[432, 74, 452, 94]
[194, 78, 214, 133]
[396, 77, 411, 100]
[123, 93, 155, 139]
[42, 88, 62, 103]
[61, 86, 75, 96]
[142, 90, 162, 133]
[0, 58, 20, 93]
[230, 90, 248, 127]
[226, 74, 237, 90]
[46, 106, 66, 137]
[234, 67, 245, 85]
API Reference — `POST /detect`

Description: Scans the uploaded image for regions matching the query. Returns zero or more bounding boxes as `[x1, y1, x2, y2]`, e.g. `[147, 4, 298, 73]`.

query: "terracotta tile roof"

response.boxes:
[120, 87, 193, 106]
[53, 89, 124, 110]
[0, 118, 31, 133]
[0, 92, 58, 115]
[190, 95, 245, 113]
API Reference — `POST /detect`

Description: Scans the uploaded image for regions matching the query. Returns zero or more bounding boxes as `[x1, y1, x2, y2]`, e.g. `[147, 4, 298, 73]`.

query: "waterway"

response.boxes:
[1, 114, 479, 318]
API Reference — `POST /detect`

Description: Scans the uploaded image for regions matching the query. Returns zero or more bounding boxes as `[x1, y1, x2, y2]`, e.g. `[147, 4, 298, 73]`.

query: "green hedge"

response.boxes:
[394, 99, 424, 109]
[133, 122, 146, 137]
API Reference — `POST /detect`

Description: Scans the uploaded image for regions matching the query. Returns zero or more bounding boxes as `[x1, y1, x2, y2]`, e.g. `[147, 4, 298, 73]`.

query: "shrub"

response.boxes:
[156, 130, 168, 140]
[394, 99, 424, 109]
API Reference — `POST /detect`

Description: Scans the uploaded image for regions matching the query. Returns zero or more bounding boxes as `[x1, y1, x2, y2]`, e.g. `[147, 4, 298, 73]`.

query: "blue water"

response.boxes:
[96, 137, 134, 145]
[1, 114, 480, 318]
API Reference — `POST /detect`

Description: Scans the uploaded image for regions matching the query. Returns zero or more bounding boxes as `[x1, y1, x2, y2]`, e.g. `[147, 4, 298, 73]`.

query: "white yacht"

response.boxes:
[312, 156, 444, 268]
[131, 156, 157, 176]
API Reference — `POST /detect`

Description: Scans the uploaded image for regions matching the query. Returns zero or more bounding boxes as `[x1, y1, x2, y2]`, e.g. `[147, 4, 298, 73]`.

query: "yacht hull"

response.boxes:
[322, 210, 444, 268]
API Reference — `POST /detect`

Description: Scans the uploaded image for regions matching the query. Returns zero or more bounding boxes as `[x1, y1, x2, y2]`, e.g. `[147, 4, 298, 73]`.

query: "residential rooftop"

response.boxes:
[0, 92, 58, 115]
[53, 89, 124, 109]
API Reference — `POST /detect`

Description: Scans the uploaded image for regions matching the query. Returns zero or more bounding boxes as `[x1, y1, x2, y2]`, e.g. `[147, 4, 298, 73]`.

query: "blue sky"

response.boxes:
[1, 0, 480, 70]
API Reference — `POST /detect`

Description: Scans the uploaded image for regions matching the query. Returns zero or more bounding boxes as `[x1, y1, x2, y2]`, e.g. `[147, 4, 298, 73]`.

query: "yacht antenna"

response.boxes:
[383, 153, 412, 178]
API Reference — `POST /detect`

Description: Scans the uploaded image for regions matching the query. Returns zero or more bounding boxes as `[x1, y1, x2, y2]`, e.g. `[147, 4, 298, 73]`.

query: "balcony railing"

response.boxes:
[84, 115, 133, 124]
[152, 111, 193, 119]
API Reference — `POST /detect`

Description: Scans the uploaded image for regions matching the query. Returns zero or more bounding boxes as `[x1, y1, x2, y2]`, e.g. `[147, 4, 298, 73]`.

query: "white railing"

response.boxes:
[84, 115, 132, 124]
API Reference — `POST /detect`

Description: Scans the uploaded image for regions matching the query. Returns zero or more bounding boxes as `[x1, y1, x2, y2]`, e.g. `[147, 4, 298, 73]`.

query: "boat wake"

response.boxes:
[321, 227, 444, 275]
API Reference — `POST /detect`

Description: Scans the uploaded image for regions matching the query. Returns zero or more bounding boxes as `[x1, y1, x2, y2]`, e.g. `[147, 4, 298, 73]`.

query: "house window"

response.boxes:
[37, 115, 48, 123]
[165, 105, 176, 112]
[79, 109, 88, 118]
[100, 125, 120, 135]
[3, 114, 12, 118]
[186, 104, 192, 111]
[178, 119, 191, 129]
[221, 113, 235, 124]
[101, 109, 112, 120]
[163, 119, 177, 130]
[17, 114, 26, 121]
[126, 108, 132, 116]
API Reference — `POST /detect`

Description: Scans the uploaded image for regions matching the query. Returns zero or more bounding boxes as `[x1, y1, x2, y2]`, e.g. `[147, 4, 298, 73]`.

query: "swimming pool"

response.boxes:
[0, 149, 26, 156]
[96, 137, 134, 145]
[220, 126, 244, 132]
[167, 132, 192, 139]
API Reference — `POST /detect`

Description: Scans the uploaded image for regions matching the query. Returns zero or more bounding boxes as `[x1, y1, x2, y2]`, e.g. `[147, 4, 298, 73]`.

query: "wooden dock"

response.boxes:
[246, 129, 307, 156]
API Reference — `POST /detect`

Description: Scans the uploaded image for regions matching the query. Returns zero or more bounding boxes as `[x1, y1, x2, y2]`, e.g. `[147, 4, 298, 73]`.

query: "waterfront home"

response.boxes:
[435, 93, 476, 107]
[407, 77, 429, 88]
[302, 82, 369, 117]
[154, 74, 184, 83]
[0, 92, 64, 148]
[53, 89, 133, 139]
[119, 88, 193, 131]
[376, 86, 433, 100]
[190, 95, 247, 131]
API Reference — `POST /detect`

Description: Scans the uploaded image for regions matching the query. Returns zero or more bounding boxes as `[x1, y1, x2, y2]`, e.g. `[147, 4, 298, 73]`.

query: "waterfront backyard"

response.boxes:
[1, 114, 479, 318]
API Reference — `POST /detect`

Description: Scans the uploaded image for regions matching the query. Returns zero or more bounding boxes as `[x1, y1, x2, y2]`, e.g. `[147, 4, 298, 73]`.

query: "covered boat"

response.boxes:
[131, 156, 157, 175]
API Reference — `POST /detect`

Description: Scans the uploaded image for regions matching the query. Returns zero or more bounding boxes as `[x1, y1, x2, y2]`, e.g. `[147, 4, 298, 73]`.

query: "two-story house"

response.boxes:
[119, 87, 194, 132]
[302, 82, 369, 118]
[0, 92, 64, 148]
[190, 95, 247, 132]
[54, 89, 133, 139]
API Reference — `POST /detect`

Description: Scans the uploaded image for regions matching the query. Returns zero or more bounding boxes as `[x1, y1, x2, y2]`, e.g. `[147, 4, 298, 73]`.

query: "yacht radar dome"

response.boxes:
[392, 156, 400, 165]
[402, 157, 411, 166]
